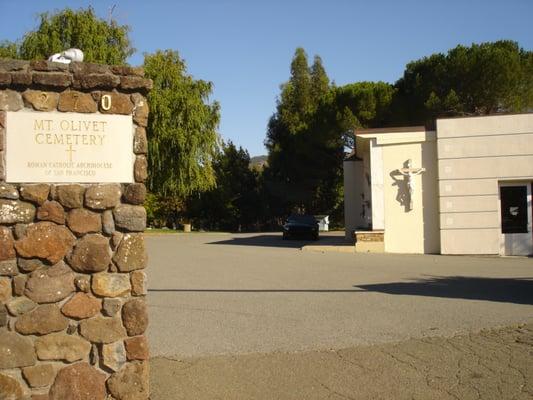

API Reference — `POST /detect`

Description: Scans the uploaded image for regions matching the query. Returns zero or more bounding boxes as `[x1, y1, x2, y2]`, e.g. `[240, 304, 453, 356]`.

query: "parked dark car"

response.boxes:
[282, 214, 319, 240]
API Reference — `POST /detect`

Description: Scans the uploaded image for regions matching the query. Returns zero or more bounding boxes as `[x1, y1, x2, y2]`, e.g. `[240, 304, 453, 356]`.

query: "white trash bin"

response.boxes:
[314, 215, 329, 232]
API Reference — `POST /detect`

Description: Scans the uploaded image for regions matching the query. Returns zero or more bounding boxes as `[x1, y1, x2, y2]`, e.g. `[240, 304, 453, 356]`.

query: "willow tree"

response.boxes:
[144, 50, 220, 225]
[16, 7, 133, 65]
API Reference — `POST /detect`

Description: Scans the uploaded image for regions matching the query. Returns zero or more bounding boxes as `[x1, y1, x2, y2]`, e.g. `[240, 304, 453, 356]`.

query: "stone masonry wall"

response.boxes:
[0, 59, 151, 400]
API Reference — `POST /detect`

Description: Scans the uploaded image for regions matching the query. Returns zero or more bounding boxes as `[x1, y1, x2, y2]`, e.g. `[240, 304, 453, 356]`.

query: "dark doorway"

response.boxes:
[500, 185, 528, 233]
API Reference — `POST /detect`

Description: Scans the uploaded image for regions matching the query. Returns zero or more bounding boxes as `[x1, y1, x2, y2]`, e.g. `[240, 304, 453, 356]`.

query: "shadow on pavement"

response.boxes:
[356, 276, 533, 306]
[149, 277, 533, 305]
[149, 288, 362, 293]
[207, 233, 350, 249]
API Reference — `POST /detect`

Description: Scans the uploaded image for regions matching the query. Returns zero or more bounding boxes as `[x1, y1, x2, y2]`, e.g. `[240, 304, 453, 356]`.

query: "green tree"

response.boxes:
[0, 41, 18, 58]
[264, 48, 333, 217]
[264, 50, 395, 220]
[300, 82, 395, 218]
[278, 47, 314, 134]
[7, 7, 133, 64]
[329, 82, 396, 149]
[144, 50, 220, 224]
[189, 142, 261, 231]
[395, 40, 533, 125]
[310, 55, 330, 104]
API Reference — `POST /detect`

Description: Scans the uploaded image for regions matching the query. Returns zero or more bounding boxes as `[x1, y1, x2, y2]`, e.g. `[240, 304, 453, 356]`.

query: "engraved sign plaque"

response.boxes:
[6, 111, 134, 183]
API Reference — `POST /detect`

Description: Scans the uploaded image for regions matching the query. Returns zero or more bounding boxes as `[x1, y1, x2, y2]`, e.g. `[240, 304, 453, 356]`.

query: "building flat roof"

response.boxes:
[436, 111, 533, 121]
[355, 126, 426, 135]
[354, 112, 533, 136]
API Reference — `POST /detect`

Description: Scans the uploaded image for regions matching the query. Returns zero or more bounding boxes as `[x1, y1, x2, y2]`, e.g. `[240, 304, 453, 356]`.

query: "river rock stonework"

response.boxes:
[0, 59, 150, 399]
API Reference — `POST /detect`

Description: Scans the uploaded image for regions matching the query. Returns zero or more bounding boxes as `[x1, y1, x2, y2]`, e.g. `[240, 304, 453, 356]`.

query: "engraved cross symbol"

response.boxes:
[65, 144, 76, 162]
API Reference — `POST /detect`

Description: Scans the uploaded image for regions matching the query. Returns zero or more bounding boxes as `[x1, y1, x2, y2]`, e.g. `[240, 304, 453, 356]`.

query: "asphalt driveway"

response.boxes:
[146, 232, 533, 359]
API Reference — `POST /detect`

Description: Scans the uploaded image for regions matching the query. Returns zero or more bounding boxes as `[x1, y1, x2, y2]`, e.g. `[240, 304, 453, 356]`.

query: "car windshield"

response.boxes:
[287, 215, 316, 224]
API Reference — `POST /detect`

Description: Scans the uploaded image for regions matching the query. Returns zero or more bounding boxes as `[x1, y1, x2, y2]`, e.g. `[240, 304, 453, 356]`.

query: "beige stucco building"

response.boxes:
[344, 113, 533, 256]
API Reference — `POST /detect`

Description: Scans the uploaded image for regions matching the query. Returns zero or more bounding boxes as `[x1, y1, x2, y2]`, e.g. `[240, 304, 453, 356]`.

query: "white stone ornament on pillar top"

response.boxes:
[399, 159, 425, 211]
[48, 48, 84, 64]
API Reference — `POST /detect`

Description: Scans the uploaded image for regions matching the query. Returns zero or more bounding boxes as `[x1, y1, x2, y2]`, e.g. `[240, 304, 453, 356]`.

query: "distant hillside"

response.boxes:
[250, 155, 268, 170]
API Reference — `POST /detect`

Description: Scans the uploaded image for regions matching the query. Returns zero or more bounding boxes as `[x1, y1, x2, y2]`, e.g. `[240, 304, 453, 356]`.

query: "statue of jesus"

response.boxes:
[399, 159, 425, 210]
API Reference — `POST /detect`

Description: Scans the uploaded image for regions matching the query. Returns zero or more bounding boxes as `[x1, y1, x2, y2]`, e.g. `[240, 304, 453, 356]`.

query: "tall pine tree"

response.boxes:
[277, 48, 313, 134]
[264, 48, 332, 216]
[310, 55, 330, 104]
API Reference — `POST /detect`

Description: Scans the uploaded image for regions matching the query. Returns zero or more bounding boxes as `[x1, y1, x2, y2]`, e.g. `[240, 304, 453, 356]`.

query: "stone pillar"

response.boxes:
[0, 59, 151, 400]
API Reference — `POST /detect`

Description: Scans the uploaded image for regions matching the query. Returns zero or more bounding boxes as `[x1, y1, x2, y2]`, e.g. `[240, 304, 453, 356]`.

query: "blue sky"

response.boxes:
[1, 0, 532, 156]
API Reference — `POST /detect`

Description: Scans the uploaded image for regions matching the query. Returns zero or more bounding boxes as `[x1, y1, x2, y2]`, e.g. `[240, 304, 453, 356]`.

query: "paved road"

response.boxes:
[151, 323, 533, 400]
[146, 232, 533, 359]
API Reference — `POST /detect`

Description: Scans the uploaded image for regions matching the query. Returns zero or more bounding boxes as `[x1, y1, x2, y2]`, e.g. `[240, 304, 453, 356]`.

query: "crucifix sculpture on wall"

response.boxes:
[399, 159, 425, 211]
